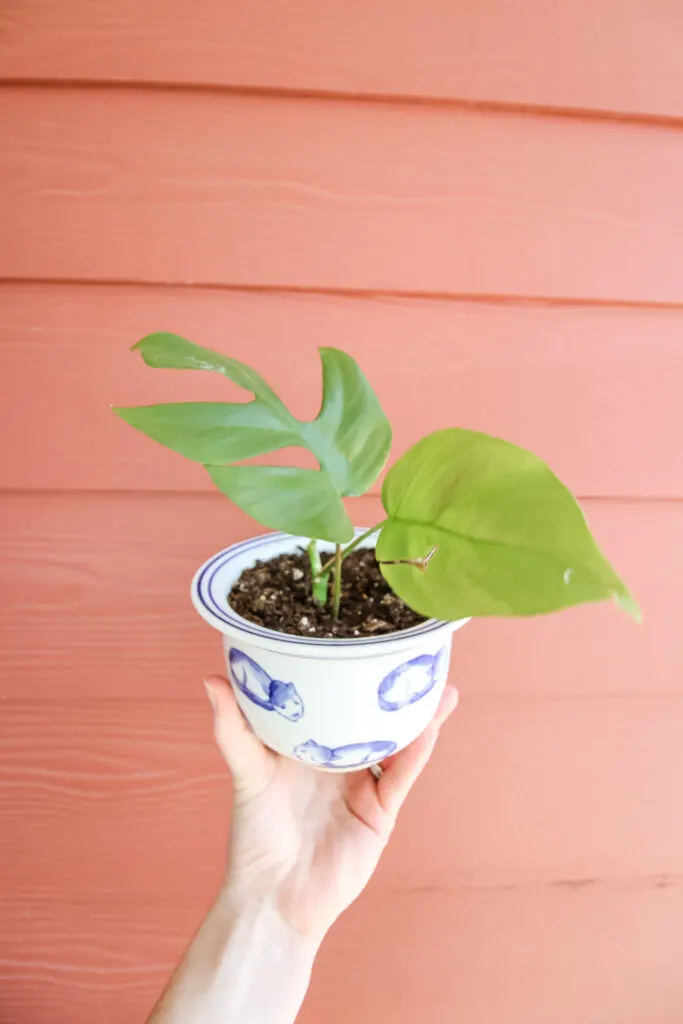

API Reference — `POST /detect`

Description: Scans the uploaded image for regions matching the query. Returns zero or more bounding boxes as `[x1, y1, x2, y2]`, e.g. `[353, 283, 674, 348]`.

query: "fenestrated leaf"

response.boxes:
[301, 347, 392, 495]
[132, 333, 289, 416]
[117, 336, 390, 540]
[117, 334, 300, 464]
[112, 402, 298, 463]
[118, 336, 391, 501]
[206, 465, 354, 543]
[376, 428, 640, 621]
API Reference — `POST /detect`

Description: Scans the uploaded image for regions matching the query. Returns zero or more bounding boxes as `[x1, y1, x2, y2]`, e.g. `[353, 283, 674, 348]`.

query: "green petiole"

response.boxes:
[307, 540, 330, 605]
[313, 520, 387, 581]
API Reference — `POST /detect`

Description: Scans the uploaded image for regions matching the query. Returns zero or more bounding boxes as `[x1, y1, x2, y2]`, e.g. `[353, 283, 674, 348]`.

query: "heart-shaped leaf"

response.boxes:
[207, 465, 354, 543]
[377, 428, 640, 621]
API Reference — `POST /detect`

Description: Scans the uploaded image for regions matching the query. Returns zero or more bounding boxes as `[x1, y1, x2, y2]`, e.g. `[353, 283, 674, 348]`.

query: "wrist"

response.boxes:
[149, 882, 318, 1024]
[210, 884, 319, 1021]
[216, 881, 322, 959]
[220, 868, 332, 946]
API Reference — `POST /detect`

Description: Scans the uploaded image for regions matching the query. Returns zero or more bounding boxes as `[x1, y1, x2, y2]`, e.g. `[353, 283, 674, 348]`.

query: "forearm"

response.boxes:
[147, 887, 318, 1024]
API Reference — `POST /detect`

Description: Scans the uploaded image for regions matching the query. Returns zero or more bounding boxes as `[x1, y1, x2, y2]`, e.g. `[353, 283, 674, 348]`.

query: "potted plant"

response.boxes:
[114, 335, 639, 771]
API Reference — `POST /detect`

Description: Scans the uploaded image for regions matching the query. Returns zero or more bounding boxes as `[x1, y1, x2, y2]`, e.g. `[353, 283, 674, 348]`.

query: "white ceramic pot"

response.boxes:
[191, 530, 468, 772]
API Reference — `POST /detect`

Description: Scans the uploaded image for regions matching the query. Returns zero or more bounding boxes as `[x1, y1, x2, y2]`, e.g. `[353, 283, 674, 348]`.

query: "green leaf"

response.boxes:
[301, 347, 392, 495]
[117, 336, 391, 537]
[206, 465, 354, 543]
[377, 428, 640, 621]
[112, 402, 297, 463]
[132, 333, 289, 415]
[120, 335, 390, 487]
[117, 334, 300, 463]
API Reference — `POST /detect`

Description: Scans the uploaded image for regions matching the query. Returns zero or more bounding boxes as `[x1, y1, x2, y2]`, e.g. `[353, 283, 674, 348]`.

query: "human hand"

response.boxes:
[204, 676, 459, 944]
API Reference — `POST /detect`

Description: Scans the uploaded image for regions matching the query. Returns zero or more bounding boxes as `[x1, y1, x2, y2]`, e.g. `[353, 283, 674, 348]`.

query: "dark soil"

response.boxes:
[228, 548, 426, 639]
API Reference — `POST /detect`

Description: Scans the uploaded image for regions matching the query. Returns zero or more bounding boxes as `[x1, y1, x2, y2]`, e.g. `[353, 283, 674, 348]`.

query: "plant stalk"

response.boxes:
[307, 540, 330, 605]
[332, 544, 343, 619]
[314, 519, 388, 579]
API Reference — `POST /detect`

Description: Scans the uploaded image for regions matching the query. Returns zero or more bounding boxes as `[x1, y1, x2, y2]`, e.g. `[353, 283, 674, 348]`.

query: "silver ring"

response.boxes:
[368, 763, 384, 781]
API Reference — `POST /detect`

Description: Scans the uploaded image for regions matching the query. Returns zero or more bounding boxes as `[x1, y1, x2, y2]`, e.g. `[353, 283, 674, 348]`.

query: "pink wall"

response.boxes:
[2, 4, 682, 1022]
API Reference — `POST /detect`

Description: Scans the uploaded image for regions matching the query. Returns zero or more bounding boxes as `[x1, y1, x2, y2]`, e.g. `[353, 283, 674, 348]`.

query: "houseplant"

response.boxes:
[114, 334, 639, 771]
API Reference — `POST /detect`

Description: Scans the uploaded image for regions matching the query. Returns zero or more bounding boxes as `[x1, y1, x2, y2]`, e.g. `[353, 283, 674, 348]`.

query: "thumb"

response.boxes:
[204, 676, 274, 800]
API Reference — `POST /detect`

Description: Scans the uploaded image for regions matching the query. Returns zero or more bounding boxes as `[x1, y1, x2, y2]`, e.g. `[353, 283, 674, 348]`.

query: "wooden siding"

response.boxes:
[3, 1, 683, 120]
[4, 88, 683, 300]
[2, 284, 681, 496]
[1, 4, 681, 1022]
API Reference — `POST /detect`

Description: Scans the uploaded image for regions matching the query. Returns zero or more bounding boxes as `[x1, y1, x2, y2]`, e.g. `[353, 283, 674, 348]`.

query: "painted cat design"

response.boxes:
[294, 738, 397, 769]
[378, 647, 447, 711]
[229, 648, 304, 721]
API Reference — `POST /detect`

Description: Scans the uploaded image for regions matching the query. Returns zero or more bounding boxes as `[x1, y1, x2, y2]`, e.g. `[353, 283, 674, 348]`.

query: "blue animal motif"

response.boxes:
[294, 738, 397, 769]
[229, 648, 304, 722]
[378, 646, 448, 712]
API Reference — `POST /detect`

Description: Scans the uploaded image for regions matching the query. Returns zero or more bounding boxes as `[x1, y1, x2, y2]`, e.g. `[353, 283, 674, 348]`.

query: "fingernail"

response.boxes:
[203, 679, 218, 711]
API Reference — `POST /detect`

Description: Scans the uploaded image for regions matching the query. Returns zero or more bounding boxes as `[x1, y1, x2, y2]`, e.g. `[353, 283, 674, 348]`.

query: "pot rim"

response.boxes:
[191, 529, 469, 658]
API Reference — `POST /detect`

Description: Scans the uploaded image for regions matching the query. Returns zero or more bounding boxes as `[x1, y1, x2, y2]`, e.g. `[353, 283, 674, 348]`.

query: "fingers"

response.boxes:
[204, 676, 275, 800]
[377, 683, 459, 820]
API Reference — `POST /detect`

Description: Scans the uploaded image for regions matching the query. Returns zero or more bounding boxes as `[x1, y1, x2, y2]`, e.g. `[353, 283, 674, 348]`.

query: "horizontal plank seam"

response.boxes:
[0, 488, 679, 503]
[2, 877, 681, 900]
[2, 77, 683, 133]
[5, 278, 683, 314]
[396, 873, 683, 893]
[4, 692, 683, 705]
[3, 702, 683, 713]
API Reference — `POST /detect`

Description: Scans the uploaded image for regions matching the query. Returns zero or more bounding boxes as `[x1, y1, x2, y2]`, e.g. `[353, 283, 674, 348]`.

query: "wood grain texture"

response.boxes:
[3, 695, 683, 902]
[3, 0, 683, 120]
[309, 884, 683, 1024]
[0, 891, 192, 1024]
[3, 10, 682, 1021]
[0, 492, 678, 702]
[2, 885, 682, 1024]
[2, 283, 680, 497]
[4, 88, 683, 301]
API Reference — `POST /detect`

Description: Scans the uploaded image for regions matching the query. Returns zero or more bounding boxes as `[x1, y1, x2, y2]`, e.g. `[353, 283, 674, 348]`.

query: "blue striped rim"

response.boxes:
[193, 533, 449, 647]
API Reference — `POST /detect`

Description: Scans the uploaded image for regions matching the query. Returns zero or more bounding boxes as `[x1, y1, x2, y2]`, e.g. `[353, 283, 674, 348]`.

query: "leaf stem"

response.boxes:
[332, 544, 343, 620]
[315, 520, 388, 579]
[307, 540, 330, 605]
